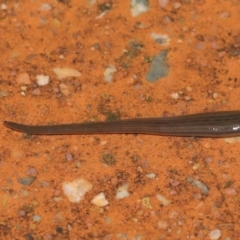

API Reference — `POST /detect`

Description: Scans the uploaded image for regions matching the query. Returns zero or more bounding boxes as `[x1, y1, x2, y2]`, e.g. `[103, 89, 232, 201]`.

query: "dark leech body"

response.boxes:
[4, 111, 240, 137]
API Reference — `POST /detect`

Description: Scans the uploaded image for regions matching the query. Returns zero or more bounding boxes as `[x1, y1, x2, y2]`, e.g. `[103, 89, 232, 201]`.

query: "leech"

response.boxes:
[4, 111, 240, 137]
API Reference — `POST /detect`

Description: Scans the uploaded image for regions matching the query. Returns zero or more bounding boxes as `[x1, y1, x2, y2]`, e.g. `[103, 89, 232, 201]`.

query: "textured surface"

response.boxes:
[1, 0, 240, 239]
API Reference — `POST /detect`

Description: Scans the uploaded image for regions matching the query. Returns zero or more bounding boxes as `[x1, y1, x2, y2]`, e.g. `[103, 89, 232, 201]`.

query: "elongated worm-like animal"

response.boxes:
[4, 111, 240, 137]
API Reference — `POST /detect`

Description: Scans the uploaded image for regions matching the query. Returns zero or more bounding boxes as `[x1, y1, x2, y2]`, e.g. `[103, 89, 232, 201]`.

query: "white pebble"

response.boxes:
[156, 193, 170, 206]
[208, 229, 221, 240]
[91, 192, 109, 207]
[32, 214, 42, 222]
[116, 183, 130, 199]
[131, 0, 149, 17]
[53, 67, 81, 80]
[1, 3, 7, 10]
[104, 65, 117, 83]
[146, 173, 156, 179]
[171, 92, 179, 99]
[62, 178, 93, 203]
[36, 74, 50, 86]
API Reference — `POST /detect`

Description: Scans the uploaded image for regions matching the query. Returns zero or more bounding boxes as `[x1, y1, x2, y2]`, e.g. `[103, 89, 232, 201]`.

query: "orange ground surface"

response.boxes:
[1, 0, 240, 239]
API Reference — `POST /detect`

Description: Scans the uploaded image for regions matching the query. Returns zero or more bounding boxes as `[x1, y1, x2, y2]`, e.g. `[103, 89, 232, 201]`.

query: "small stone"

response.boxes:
[26, 167, 38, 176]
[23, 234, 34, 240]
[32, 214, 42, 222]
[16, 73, 31, 85]
[141, 197, 152, 209]
[0, 90, 9, 97]
[17, 176, 36, 186]
[42, 233, 54, 240]
[62, 178, 93, 203]
[38, 3, 52, 11]
[158, 219, 169, 229]
[158, 0, 169, 8]
[186, 176, 209, 195]
[173, 2, 181, 9]
[171, 93, 179, 99]
[66, 152, 73, 161]
[116, 183, 130, 199]
[219, 11, 230, 18]
[146, 173, 156, 179]
[36, 74, 50, 86]
[146, 50, 169, 82]
[91, 192, 109, 207]
[104, 65, 117, 83]
[1, 3, 7, 10]
[131, 0, 149, 17]
[156, 193, 170, 206]
[53, 67, 81, 80]
[19, 209, 26, 217]
[59, 83, 70, 96]
[208, 229, 221, 240]
[31, 88, 41, 95]
[224, 188, 237, 195]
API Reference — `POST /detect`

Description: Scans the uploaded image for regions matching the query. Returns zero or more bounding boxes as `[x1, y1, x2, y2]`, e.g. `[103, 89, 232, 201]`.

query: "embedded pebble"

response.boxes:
[16, 73, 31, 85]
[53, 67, 81, 80]
[104, 65, 117, 83]
[205, 157, 212, 164]
[36, 74, 50, 86]
[213, 92, 218, 99]
[62, 178, 93, 203]
[158, 0, 169, 8]
[219, 11, 230, 18]
[156, 193, 170, 206]
[26, 167, 38, 176]
[146, 50, 169, 82]
[91, 192, 109, 207]
[116, 183, 130, 199]
[17, 176, 36, 186]
[171, 93, 179, 99]
[1, 3, 7, 10]
[38, 3, 52, 11]
[224, 188, 237, 195]
[150, 33, 171, 46]
[32, 214, 42, 222]
[173, 2, 181, 9]
[186, 176, 209, 195]
[158, 219, 169, 229]
[131, 0, 149, 17]
[59, 83, 70, 96]
[0, 90, 9, 97]
[224, 137, 240, 143]
[208, 229, 221, 240]
[65, 152, 73, 161]
[141, 197, 152, 209]
[19, 209, 26, 217]
[31, 88, 41, 95]
[145, 173, 156, 179]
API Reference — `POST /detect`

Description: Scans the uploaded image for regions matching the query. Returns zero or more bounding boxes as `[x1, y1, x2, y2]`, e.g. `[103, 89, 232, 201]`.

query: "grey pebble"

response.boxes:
[186, 176, 209, 195]
[146, 50, 169, 82]
[17, 176, 36, 186]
